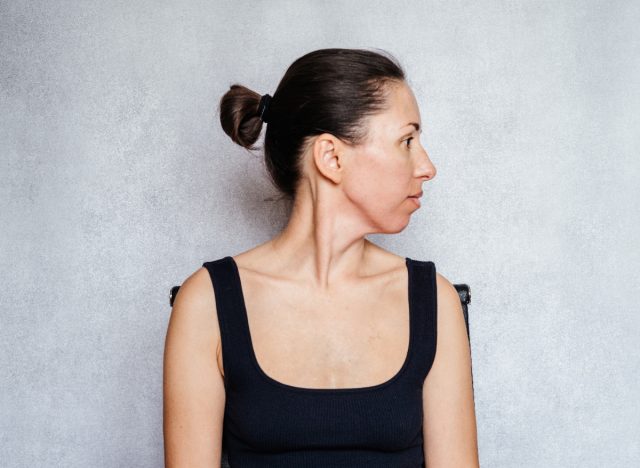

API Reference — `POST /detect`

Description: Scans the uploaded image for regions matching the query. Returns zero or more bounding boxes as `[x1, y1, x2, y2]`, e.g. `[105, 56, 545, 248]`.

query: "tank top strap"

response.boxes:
[202, 256, 255, 389]
[406, 257, 438, 383]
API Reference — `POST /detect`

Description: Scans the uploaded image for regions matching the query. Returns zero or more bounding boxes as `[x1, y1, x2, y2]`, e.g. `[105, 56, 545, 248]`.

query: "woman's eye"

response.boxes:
[404, 137, 414, 149]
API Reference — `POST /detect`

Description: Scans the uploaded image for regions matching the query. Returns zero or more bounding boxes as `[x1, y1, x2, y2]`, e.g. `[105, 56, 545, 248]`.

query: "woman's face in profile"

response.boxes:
[341, 80, 437, 233]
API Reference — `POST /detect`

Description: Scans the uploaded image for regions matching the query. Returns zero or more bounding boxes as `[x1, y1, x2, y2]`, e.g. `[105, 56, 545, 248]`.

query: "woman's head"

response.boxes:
[219, 48, 435, 232]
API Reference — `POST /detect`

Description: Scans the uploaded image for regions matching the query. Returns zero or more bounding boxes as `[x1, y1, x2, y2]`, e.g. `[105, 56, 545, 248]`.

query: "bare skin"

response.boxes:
[163, 80, 479, 467]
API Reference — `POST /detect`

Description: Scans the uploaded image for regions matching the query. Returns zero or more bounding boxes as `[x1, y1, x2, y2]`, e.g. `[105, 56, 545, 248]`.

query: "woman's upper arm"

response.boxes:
[163, 267, 226, 467]
[422, 272, 479, 467]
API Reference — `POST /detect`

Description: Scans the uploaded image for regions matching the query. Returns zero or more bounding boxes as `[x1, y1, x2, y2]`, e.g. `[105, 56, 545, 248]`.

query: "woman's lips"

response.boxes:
[408, 196, 421, 207]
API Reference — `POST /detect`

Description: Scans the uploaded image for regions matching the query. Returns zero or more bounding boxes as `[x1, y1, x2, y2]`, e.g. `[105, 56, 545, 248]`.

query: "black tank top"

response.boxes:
[202, 255, 437, 467]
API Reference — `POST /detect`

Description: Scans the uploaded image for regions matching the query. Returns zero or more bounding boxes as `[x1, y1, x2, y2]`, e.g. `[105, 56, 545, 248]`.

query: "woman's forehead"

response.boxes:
[370, 98, 421, 136]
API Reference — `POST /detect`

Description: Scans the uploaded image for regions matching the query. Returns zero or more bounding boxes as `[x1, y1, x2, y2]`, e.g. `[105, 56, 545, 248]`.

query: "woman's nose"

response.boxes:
[418, 149, 436, 181]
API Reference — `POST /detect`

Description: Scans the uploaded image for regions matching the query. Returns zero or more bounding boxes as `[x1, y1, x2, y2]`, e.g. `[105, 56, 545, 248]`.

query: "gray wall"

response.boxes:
[1, 1, 638, 466]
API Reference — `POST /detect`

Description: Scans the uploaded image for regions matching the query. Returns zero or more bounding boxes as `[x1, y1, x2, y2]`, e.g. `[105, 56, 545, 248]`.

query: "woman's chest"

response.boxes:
[219, 266, 411, 390]
[224, 380, 426, 453]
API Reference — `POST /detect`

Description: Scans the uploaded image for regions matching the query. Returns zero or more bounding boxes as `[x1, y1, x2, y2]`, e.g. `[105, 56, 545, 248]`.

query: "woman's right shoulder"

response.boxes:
[165, 264, 222, 369]
[182, 262, 217, 297]
[172, 264, 218, 317]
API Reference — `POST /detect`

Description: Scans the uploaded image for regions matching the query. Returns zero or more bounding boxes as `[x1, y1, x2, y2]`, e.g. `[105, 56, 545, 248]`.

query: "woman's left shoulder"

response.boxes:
[434, 271, 462, 308]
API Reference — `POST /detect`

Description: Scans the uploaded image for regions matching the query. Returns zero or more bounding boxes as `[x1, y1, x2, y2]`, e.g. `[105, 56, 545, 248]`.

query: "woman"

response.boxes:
[164, 48, 479, 467]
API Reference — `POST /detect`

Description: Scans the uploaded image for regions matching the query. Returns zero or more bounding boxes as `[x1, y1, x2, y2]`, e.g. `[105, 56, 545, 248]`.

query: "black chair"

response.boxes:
[168, 282, 472, 468]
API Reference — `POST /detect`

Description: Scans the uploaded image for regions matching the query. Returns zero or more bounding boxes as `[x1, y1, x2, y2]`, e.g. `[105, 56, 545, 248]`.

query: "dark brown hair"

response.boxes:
[219, 48, 406, 200]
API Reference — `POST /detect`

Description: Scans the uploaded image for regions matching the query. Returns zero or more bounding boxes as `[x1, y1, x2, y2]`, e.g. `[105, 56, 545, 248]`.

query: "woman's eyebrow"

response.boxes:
[400, 122, 422, 133]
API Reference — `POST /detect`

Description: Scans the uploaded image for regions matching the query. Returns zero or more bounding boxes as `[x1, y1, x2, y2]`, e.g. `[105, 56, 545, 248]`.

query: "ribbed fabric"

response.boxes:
[202, 256, 438, 468]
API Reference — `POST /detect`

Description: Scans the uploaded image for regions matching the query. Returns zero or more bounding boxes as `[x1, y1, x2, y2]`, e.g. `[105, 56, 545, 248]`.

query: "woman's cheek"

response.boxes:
[342, 148, 406, 208]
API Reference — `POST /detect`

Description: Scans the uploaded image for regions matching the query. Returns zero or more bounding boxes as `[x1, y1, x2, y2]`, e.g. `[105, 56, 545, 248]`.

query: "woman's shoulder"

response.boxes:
[402, 254, 456, 302]
[173, 259, 222, 309]
[166, 264, 223, 369]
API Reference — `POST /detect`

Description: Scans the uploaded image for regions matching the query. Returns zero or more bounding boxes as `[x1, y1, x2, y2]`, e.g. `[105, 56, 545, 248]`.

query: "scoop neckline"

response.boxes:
[226, 255, 414, 394]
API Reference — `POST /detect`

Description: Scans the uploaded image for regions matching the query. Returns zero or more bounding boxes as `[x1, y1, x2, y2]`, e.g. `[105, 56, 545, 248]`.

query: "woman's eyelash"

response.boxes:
[404, 137, 414, 148]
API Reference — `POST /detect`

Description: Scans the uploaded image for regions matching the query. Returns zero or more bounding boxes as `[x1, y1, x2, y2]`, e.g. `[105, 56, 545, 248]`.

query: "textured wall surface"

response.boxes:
[1, 1, 639, 467]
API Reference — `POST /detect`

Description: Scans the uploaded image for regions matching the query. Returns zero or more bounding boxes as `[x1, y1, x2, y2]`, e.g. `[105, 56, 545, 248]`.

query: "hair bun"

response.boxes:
[219, 84, 265, 150]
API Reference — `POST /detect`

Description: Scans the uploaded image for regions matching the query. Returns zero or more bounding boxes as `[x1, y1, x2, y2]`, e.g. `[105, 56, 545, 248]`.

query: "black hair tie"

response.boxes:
[258, 93, 272, 123]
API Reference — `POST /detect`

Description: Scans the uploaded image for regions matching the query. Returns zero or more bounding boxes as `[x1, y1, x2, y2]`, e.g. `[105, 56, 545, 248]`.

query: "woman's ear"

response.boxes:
[310, 133, 346, 185]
